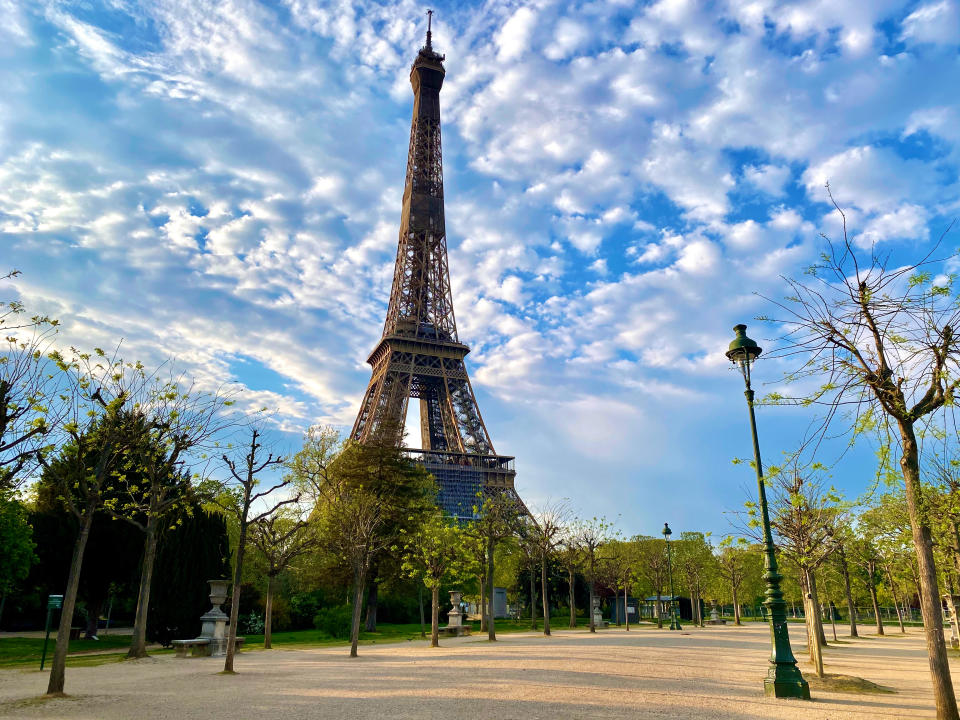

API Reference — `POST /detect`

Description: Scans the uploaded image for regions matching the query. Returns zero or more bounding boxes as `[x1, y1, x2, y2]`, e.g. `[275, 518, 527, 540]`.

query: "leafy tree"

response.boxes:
[400, 510, 475, 647]
[0, 274, 62, 490]
[715, 537, 751, 625]
[291, 425, 434, 657]
[765, 194, 960, 718]
[105, 378, 234, 659]
[467, 492, 525, 641]
[848, 533, 886, 636]
[41, 349, 149, 696]
[571, 517, 614, 632]
[249, 508, 316, 648]
[635, 535, 669, 628]
[674, 531, 715, 627]
[0, 493, 35, 622]
[599, 538, 633, 630]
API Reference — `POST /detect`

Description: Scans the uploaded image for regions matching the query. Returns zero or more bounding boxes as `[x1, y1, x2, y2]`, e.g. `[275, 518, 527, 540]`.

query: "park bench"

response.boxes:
[171, 637, 244, 658]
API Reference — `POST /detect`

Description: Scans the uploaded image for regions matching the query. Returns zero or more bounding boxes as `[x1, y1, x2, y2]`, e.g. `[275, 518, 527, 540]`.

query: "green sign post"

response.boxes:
[40, 594, 63, 671]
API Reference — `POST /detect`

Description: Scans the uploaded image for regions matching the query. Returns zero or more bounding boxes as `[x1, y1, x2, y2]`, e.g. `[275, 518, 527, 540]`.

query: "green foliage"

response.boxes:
[0, 493, 35, 595]
[400, 510, 476, 590]
[313, 605, 353, 638]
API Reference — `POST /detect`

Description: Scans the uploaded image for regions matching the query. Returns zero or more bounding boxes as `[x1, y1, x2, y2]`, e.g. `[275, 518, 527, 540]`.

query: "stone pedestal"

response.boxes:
[441, 590, 470, 637]
[706, 600, 725, 625]
[200, 579, 230, 656]
[591, 596, 604, 628]
[448, 591, 464, 627]
[944, 594, 960, 650]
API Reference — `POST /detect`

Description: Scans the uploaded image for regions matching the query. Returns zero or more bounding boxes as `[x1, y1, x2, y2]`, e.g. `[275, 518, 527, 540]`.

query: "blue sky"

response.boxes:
[2, 0, 960, 537]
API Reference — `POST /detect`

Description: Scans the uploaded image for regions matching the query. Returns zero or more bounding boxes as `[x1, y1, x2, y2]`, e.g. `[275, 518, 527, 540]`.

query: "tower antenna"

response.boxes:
[426, 9, 433, 50]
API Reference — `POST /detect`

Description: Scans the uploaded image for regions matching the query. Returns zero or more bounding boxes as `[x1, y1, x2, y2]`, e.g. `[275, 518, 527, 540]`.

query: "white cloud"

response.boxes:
[801, 145, 939, 212]
[497, 7, 537, 62]
[901, 1, 960, 45]
[743, 164, 791, 196]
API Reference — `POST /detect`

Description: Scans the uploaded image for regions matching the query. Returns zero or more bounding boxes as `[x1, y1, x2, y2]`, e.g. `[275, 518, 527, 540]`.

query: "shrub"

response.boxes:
[313, 605, 353, 639]
[289, 590, 325, 629]
[240, 611, 264, 635]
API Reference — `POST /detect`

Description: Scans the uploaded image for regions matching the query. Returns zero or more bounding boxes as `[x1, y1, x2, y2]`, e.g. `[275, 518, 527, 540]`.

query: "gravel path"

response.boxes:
[0, 623, 950, 719]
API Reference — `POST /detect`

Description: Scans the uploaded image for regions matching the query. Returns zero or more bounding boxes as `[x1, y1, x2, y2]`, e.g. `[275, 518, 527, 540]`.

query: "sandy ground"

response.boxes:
[0, 622, 952, 720]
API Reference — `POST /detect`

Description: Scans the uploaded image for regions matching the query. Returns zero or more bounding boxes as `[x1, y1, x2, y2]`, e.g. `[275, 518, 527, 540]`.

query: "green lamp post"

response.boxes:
[662, 522, 682, 630]
[726, 323, 810, 699]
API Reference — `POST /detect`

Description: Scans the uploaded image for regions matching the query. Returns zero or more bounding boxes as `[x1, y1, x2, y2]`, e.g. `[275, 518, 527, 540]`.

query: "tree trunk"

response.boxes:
[886, 565, 907, 634]
[486, 534, 496, 641]
[128, 513, 159, 659]
[46, 506, 95, 695]
[568, 566, 576, 628]
[803, 584, 824, 678]
[84, 597, 102, 639]
[808, 567, 827, 646]
[588, 555, 596, 633]
[349, 563, 367, 658]
[223, 514, 249, 673]
[624, 583, 629, 631]
[479, 571, 487, 632]
[868, 563, 884, 635]
[898, 419, 958, 720]
[655, 585, 663, 629]
[418, 584, 425, 639]
[541, 555, 550, 637]
[839, 545, 858, 637]
[529, 567, 538, 630]
[364, 569, 378, 633]
[430, 585, 439, 648]
[264, 574, 274, 649]
[732, 584, 740, 626]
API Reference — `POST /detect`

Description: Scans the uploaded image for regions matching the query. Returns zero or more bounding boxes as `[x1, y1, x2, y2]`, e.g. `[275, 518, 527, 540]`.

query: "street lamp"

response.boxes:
[726, 324, 810, 700]
[662, 523, 682, 631]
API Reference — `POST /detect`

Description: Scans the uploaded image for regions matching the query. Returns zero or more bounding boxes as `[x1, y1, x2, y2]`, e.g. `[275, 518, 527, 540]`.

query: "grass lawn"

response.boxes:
[0, 616, 634, 668]
[0, 635, 150, 670]
[241, 617, 599, 651]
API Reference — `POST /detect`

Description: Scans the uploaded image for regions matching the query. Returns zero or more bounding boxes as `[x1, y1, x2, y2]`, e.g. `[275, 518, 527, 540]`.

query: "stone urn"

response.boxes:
[208, 579, 229, 609]
[448, 590, 464, 628]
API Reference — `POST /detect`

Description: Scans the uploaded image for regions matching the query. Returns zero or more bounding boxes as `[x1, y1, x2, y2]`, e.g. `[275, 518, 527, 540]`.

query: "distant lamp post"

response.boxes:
[726, 323, 810, 700]
[662, 522, 682, 631]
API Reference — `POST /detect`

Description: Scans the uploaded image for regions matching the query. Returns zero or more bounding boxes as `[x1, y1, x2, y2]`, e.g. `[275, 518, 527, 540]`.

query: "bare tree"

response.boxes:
[737, 461, 841, 675]
[558, 533, 582, 628]
[530, 500, 571, 637]
[217, 427, 295, 673]
[765, 191, 959, 718]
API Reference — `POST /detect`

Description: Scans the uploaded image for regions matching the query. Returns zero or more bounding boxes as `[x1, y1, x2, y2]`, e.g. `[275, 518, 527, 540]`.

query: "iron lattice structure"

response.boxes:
[351, 23, 522, 519]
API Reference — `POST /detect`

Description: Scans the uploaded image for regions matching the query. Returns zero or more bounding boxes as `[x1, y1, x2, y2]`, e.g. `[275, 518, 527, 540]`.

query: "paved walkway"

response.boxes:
[0, 623, 952, 719]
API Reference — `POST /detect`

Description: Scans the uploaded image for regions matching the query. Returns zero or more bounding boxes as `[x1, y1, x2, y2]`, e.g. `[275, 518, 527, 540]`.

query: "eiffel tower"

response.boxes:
[351, 13, 521, 519]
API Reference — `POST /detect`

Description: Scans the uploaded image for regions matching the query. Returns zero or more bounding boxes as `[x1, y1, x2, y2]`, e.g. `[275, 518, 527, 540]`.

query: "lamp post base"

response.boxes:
[764, 664, 811, 700]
